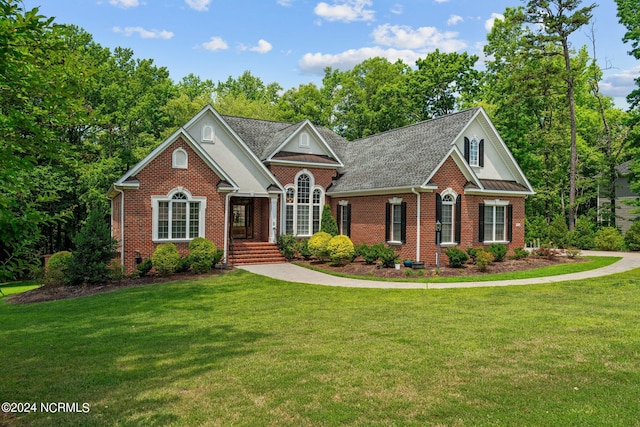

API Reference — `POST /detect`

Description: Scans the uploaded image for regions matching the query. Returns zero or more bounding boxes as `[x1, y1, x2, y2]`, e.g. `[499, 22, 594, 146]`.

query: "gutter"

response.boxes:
[411, 187, 421, 262]
[111, 186, 126, 269]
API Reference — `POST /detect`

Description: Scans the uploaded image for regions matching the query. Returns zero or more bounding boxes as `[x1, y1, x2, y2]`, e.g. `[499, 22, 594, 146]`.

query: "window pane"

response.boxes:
[495, 206, 505, 241]
[172, 201, 187, 239]
[341, 206, 349, 236]
[158, 202, 169, 239]
[470, 140, 479, 166]
[285, 205, 294, 234]
[297, 175, 310, 204]
[442, 204, 453, 243]
[392, 204, 402, 241]
[189, 202, 200, 238]
[297, 205, 309, 235]
[484, 205, 494, 241]
[312, 205, 320, 234]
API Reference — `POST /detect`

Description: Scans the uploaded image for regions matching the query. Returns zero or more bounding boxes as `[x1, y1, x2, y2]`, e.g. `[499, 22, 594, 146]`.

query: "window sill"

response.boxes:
[440, 242, 458, 247]
[482, 241, 510, 245]
[153, 238, 196, 243]
[387, 241, 403, 246]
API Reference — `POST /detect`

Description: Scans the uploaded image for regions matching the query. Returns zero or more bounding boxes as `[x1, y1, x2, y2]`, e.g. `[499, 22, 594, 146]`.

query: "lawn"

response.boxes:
[0, 281, 40, 297]
[2, 269, 640, 426]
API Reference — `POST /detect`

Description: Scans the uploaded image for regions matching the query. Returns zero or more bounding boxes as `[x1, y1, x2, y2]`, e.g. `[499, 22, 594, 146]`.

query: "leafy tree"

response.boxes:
[320, 205, 339, 236]
[615, 0, 640, 107]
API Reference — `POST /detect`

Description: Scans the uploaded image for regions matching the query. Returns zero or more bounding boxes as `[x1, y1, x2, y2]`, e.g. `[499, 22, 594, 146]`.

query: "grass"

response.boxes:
[2, 269, 640, 426]
[0, 281, 40, 297]
[296, 255, 621, 283]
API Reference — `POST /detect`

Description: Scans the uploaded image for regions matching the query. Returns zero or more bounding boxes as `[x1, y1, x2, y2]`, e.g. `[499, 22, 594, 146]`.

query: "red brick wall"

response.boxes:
[118, 137, 227, 273]
[269, 165, 336, 189]
[329, 157, 527, 267]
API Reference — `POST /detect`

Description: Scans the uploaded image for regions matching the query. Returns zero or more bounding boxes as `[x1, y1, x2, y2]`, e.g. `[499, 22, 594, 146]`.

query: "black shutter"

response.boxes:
[464, 137, 470, 163]
[346, 204, 352, 237]
[385, 202, 391, 242]
[401, 202, 407, 243]
[336, 205, 342, 234]
[435, 193, 442, 243]
[455, 195, 462, 244]
[479, 139, 484, 167]
[479, 203, 485, 242]
[507, 205, 513, 242]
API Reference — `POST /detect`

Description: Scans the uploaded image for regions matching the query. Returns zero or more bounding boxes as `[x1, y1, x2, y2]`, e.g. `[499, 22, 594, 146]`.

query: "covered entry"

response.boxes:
[231, 198, 253, 239]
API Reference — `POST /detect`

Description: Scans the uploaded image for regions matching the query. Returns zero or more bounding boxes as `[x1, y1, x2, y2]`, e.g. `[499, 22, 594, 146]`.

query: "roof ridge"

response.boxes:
[221, 113, 298, 127]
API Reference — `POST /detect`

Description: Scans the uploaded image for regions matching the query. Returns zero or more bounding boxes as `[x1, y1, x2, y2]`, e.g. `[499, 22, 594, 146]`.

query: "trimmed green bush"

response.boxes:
[295, 239, 312, 260]
[212, 249, 224, 267]
[359, 243, 383, 265]
[444, 247, 468, 268]
[277, 234, 297, 260]
[624, 221, 640, 251]
[175, 256, 192, 273]
[509, 247, 529, 260]
[466, 247, 479, 264]
[320, 205, 339, 236]
[152, 243, 180, 276]
[137, 258, 153, 277]
[475, 250, 494, 272]
[594, 227, 624, 251]
[327, 235, 355, 265]
[308, 231, 332, 261]
[487, 243, 507, 262]
[378, 246, 399, 268]
[188, 237, 216, 274]
[44, 251, 72, 287]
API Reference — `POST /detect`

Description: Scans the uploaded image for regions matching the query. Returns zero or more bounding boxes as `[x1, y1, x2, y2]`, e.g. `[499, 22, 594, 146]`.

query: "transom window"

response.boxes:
[153, 189, 205, 241]
[285, 171, 323, 236]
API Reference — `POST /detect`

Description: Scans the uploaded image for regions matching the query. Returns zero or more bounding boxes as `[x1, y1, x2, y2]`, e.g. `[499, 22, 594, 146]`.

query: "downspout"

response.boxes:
[411, 187, 421, 262]
[223, 191, 236, 265]
[112, 186, 125, 268]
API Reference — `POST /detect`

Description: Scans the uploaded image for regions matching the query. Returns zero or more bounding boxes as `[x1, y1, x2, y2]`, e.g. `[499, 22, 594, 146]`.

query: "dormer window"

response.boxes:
[299, 132, 310, 148]
[464, 137, 484, 167]
[202, 125, 215, 143]
[469, 139, 479, 167]
[172, 148, 188, 169]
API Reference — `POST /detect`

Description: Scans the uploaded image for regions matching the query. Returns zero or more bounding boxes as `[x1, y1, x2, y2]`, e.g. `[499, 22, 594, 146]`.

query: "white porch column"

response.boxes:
[269, 195, 279, 243]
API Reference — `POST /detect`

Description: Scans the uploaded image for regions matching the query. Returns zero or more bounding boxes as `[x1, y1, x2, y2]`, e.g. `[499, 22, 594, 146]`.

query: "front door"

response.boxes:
[232, 199, 253, 239]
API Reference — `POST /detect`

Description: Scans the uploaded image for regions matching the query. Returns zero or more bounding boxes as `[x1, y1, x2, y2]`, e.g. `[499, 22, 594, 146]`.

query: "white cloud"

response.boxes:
[240, 39, 273, 54]
[434, 0, 449, 3]
[202, 36, 229, 51]
[299, 47, 423, 74]
[447, 15, 463, 26]
[314, 0, 375, 23]
[371, 24, 467, 52]
[390, 3, 403, 15]
[185, 0, 211, 11]
[113, 26, 174, 39]
[109, 0, 140, 8]
[601, 66, 640, 97]
[277, 0, 294, 5]
[485, 13, 504, 32]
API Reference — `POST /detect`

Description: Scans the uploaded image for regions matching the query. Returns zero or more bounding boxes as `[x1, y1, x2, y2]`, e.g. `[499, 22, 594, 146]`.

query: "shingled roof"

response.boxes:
[327, 108, 480, 194]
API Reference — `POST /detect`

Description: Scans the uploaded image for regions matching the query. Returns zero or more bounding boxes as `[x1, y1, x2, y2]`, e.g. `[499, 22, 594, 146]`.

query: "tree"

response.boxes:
[320, 205, 339, 236]
[524, 0, 596, 230]
[615, 0, 640, 108]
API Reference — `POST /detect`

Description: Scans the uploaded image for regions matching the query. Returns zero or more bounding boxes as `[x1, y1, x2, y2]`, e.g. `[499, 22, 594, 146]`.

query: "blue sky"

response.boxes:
[24, 0, 638, 108]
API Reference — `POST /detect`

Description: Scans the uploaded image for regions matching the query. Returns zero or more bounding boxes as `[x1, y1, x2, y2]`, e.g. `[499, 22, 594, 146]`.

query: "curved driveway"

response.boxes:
[239, 250, 640, 289]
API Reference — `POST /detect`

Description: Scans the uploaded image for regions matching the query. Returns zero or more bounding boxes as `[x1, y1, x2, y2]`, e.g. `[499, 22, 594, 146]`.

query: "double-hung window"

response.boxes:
[153, 189, 205, 241]
[386, 198, 406, 244]
[284, 171, 324, 237]
[441, 194, 454, 244]
[480, 201, 511, 243]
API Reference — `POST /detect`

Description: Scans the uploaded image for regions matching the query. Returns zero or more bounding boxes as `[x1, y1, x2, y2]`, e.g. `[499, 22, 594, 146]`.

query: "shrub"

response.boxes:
[567, 216, 596, 250]
[189, 237, 217, 274]
[137, 258, 153, 277]
[475, 250, 494, 272]
[295, 239, 312, 260]
[532, 244, 559, 259]
[359, 244, 383, 265]
[547, 215, 569, 248]
[594, 226, 624, 251]
[466, 247, 479, 264]
[487, 243, 507, 262]
[212, 249, 224, 267]
[308, 231, 332, 261]
[320, 205, 339, 236]
[378, 246, 399, 268]
[327, 235, 355, 265]
[565, 247, 581, 259]
[67, 208, 118, 285]
[175, 256, 191, 273]
[276, 234, 297, 260]
[509, 247, 529, 260]
[43, 251, 72, 287]
[525, 215, 549, 245]
[444, 247, 468, 268]
[108, 260, 125, 281]
[152, 243, 180, 276]
[624, 221, 640, 251]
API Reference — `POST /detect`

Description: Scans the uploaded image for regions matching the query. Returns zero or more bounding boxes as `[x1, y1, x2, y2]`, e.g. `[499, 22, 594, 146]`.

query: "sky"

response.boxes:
[23, 0, 639, 109]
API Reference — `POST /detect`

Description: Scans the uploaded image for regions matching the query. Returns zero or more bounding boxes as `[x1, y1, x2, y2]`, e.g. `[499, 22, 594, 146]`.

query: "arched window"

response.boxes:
[299, 132, 310, 148]
[172, 148, 188, 169]
[469, 139, 479, 167]
[152, 189, 205, 241]
[202, 125, 215, 142]
[284, 171, 323, 236]
[441, 194, 455, 244]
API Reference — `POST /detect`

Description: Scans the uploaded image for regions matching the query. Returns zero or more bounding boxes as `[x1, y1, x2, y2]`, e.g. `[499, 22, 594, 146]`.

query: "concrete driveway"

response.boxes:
[238, 250, 640, 289]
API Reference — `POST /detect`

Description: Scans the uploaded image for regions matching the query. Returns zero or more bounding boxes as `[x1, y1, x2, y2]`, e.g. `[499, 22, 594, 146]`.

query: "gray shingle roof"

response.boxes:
[327, 108, 479, 194]
[221, 115, 298, 160]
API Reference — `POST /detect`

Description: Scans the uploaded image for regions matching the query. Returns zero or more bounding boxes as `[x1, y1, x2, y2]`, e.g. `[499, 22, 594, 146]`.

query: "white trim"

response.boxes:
[202, 124, 215, 143]
[172, 147, 188, 169]
[388, 198, 403, 244]
[283, 170, 325, 237]
[422, 146, 481, 190]
[299, 132, 310, 148]
[151, 188, 207, 242]
[411, 187, 421, 262]
[265, 121, 344, 167]
[266, 159, 341, 169]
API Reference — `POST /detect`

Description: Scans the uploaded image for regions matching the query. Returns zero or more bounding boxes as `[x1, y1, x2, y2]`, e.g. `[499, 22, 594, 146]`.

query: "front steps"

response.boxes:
[229, 241, 286, 265]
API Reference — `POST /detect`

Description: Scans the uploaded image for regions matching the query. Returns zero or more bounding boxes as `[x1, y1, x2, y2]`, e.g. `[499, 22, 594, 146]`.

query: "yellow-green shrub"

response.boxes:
[44, 251, 72, 287]
[327, 235, 355, 265]
[308, 231, 332, 261]
[188, 237, 216, 274]
[152, 243, 180, 276]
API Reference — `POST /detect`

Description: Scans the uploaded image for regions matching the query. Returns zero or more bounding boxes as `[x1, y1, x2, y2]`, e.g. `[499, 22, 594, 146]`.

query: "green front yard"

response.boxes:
[2, 269, 640, 426]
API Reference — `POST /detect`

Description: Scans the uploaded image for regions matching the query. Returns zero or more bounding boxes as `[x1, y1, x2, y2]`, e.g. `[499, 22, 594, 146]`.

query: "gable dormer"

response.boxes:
[265, 121, 344, 168]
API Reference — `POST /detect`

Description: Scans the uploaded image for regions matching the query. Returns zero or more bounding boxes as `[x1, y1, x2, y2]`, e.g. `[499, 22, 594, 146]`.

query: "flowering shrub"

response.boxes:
[327, 235, 355, 265]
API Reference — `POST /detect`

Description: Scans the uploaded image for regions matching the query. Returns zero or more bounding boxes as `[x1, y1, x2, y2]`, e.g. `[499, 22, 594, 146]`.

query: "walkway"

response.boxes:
[238, 251, 640, 289]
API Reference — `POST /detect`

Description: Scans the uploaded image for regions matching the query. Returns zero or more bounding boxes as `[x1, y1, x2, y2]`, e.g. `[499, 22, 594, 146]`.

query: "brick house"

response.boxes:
[108, 105, 534, 273]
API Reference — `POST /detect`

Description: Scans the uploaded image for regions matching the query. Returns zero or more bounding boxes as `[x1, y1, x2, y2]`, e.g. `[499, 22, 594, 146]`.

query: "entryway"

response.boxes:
[231, 199, 253, 239]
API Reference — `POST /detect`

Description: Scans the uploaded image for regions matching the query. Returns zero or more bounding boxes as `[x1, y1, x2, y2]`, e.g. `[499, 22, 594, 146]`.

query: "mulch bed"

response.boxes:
[296, 255, 586, 279]
[6, 269, 228, 305]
